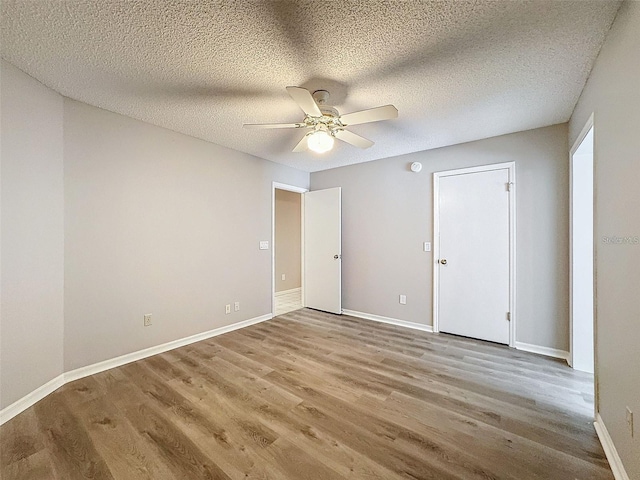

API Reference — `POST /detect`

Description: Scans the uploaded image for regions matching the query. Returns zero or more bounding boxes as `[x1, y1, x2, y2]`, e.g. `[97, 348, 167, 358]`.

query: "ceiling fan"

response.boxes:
[243, 86, 398, 154]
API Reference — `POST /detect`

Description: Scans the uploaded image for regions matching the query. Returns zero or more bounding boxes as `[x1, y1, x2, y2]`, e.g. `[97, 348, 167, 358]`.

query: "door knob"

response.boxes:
[334, 254, 341, 259]
[440, 259, 447, 265]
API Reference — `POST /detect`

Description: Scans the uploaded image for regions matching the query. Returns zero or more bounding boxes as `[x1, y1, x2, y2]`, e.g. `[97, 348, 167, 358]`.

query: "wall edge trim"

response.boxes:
[594, 413, 631, 480]
[342, 309, 433, 333]
[0, 313, 272, 425]
[514, 341, 570, 361]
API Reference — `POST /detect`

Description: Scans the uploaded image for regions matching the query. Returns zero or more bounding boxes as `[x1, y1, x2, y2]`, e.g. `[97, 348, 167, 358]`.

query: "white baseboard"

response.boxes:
[64, 313, 272, 382]
[342, 309, 433, 333]
[0, 374, 65, 426]
[0, 313, 272, 426]
[594, 413, 631, 480]
[514, 341, 570, 361]
[275, 287, 301, 297]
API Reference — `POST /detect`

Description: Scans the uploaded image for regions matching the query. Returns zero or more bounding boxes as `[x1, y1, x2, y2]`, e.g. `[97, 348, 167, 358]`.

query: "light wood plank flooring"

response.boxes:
[0, 309, 613, 479]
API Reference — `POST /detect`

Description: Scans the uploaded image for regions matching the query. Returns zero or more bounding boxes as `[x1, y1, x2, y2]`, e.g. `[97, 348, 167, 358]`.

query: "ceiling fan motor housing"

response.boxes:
[312, 89, 331, 105]
[312, 89, 340, 119]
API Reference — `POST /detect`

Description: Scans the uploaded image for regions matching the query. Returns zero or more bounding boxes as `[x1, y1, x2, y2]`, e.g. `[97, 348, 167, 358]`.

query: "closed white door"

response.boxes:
[304, 187, 342, 314]
[435, 165, 513, 345]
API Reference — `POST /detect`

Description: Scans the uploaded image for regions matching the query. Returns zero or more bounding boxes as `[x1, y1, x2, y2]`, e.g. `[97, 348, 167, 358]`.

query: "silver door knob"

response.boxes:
[334, 254, 341, 259]
[440, 259, 447, 265]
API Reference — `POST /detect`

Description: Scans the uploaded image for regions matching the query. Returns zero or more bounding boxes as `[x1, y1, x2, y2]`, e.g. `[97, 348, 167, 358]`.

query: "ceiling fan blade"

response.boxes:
[335, 129, 374, 149]
[339, 105, 398, 126]
[243, 122, 303, 129]
[286, 86, 322, 117]
[292, 134, 308, 152]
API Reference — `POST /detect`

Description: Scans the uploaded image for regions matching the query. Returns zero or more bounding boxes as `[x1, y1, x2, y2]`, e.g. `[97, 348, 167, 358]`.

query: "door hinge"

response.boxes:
[506, 182, 514, 192]
[507, 312, 511, 321]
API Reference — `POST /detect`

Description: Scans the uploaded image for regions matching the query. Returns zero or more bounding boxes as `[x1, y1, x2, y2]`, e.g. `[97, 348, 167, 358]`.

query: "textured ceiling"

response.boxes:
[0, 1, 621, 172]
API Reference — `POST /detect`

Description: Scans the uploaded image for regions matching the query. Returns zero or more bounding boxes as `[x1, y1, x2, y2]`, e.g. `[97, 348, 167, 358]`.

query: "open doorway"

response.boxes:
[570, 117, 595, 376]
[272, 183, 306, 316]
[271, 182, 342, 317]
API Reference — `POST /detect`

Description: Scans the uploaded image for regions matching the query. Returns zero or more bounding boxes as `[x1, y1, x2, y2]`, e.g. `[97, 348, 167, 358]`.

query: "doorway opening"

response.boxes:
[271, 183, 343, 318]
[570, 118, 595, 377]
[273, 183, 306, 316]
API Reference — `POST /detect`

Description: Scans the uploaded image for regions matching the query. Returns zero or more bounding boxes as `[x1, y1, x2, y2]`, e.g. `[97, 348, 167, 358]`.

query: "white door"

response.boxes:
[435, 164, 514, 345]
[304, 187, 342, 314]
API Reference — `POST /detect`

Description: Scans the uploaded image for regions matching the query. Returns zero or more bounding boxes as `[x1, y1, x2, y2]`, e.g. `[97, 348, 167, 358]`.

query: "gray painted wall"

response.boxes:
[63, 99, 309, 371]
[0, 61, 65, 408]
[569, 1, 640, 476]
[0, 60, 309, 409]
[275, 189, 301, 293]
[311, 124, 569, 351]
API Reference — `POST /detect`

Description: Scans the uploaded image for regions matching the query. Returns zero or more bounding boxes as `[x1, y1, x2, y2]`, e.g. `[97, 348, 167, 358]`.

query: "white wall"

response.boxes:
[63, 99, 308, 371]
[312, 124, 569, 352]
[275, 189, 301, 293]
[569, 1, 640, 476]
[0, 60, 65, 408]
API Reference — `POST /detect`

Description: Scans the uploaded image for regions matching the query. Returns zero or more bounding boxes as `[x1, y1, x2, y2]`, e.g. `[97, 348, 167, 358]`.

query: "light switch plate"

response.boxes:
[259, 241, 269, 250]
[423, 242, 431, 252]
[399, 295, 407, 305]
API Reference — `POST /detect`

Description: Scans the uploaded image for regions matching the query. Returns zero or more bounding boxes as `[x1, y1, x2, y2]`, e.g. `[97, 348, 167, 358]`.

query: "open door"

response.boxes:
[304, 187, 342, 314]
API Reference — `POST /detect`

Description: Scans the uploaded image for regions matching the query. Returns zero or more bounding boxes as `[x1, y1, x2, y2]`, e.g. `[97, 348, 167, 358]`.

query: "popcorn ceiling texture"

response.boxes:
[0, 0, 621, 172]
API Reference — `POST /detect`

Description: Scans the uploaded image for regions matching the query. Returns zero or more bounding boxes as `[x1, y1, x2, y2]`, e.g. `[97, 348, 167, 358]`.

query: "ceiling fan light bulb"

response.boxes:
[307, 131, 334, 153]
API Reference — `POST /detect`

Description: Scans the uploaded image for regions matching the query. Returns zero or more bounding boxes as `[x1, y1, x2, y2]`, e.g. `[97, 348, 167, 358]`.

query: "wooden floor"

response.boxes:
[1, 309, 613, 479]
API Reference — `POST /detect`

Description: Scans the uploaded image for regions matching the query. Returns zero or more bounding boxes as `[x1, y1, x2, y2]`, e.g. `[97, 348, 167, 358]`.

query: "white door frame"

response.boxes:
[569, 113, 598, 415]
[433, 162, 517, 347]
[272, 182, 308, 316]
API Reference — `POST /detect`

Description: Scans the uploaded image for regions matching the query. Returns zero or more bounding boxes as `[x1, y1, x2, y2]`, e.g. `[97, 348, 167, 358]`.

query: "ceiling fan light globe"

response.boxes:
[307, 131, 334, 154]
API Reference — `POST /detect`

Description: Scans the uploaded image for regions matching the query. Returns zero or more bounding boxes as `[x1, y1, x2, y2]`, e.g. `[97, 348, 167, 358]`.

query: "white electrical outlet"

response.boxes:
[281, 274, 286, 281]
[234, 301, 240, 312]
[627, 407, 634, 437]
[399, 295, 407, 305]
[143, 314, 152, 326]
[225, 304, 231, 314]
